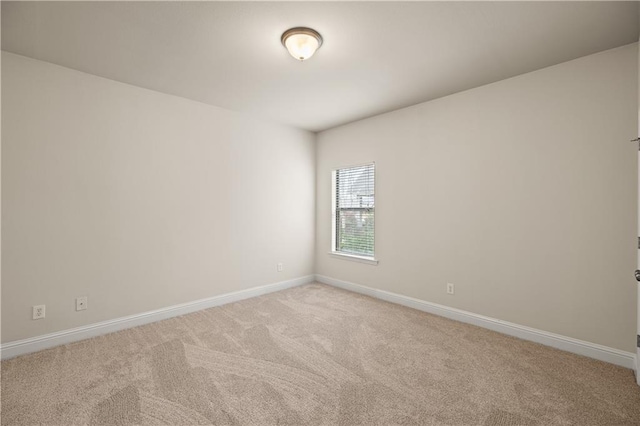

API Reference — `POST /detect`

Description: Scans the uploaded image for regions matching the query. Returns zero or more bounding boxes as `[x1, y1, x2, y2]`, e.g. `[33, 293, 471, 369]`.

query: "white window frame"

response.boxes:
[330, 162, 378, 266]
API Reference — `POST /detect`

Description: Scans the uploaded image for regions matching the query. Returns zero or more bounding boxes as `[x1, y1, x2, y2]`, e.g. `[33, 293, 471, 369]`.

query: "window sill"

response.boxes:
[328, 252, 379, 266]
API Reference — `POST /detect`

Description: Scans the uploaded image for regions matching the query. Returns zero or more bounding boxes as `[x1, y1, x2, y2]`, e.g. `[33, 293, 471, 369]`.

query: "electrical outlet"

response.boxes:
[446, 283, 455, 295]
[32, 305, 45, 320]
[76, 296, 88, 311]
[277, 263, 284, 272]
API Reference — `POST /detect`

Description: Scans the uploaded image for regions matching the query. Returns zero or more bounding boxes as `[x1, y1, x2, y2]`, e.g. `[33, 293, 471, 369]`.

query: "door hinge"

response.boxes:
[632, 137, 640, 150]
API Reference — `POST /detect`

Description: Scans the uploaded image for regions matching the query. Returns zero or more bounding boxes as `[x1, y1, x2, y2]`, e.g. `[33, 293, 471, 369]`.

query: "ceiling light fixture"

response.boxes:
[281, 27, 323, 61]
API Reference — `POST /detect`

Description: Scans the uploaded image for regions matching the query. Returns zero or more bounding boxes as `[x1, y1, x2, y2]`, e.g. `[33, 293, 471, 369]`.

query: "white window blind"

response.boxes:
[333, 163, 375, 257]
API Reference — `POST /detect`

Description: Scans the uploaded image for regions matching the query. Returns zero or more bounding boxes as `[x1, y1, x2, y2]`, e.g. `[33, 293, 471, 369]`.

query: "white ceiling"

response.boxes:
[2, 2, 638, 132]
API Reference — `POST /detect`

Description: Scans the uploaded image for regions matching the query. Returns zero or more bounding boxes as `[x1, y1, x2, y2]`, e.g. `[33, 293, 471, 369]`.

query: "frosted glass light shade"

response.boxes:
[281, 27, 323, 61]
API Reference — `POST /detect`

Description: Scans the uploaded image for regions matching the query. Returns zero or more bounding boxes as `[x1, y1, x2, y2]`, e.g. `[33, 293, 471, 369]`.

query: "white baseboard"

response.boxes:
[4, 274, 635, 371]
[636, 349, 640, 385]
[1, 275, 315, 360]
[316, 274, 637, 370]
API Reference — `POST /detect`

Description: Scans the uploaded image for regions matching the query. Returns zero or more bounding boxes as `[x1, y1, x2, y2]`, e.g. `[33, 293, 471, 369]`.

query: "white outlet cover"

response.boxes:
[76, 297, 88, 311]
[447, 283, 455, 295]
[277, 263, 283, 272]
[32, 305, 45, 320]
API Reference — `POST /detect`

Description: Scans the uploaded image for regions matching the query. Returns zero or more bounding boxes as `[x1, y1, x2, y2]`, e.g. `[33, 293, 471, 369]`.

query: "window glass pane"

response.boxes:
[335, 164, 375, 257]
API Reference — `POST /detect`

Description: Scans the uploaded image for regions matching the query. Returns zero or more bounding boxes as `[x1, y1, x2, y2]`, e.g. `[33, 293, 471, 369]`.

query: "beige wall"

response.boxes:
[316, 44, 639, 352]
[3, 43, 638, 353]
[1, 52, 316, 343]
[637, 37, 640, 376]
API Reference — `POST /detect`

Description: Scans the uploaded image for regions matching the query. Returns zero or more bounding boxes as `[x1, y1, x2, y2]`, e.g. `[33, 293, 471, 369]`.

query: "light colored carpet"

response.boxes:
[2, 283, 640, 425]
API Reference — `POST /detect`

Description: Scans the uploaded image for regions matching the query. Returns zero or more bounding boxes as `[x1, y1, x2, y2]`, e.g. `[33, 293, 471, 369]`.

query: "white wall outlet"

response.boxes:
[32, 305, 46, 320]
[447, 283, 455, 295]
[277, 263, 284, 272]
[76, 296, 88, 311]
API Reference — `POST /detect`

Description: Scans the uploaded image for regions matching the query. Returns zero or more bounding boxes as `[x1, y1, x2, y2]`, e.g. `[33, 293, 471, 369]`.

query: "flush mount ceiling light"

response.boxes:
[281, 27, 323, 61]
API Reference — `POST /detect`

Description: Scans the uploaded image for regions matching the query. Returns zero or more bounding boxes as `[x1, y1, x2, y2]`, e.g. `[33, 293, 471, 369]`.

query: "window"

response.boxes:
[331, 163, 375, 261]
